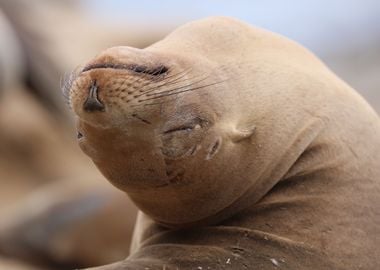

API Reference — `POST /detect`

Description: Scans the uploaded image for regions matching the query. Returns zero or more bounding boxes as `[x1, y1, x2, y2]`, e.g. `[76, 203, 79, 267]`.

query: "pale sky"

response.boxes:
[82, 0, 380, 54]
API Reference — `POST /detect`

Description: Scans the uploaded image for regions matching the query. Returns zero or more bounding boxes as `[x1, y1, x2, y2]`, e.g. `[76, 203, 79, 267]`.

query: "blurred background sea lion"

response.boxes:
[0, 0, 379, 269]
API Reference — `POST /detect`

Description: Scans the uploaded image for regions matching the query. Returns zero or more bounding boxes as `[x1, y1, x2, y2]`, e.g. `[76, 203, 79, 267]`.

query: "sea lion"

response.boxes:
[65, 17, 380, 269]
[0, 178, 137, 269]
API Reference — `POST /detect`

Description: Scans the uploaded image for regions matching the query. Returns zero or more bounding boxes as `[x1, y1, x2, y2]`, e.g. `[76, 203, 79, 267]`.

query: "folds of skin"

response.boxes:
[68, 17, 380, 270]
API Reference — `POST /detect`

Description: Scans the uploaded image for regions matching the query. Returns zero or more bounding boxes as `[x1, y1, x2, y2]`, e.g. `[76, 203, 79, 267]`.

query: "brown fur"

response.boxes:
[68, 17, 380, 269]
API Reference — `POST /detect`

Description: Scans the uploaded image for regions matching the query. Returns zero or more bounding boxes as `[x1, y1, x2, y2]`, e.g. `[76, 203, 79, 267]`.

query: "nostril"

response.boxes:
[83, 80, 105, 112]
[77, 131, 83, 139]
[83, 97, 105, 112]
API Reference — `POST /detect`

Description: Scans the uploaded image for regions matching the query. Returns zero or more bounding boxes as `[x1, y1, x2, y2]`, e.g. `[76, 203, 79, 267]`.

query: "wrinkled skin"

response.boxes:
[68, 44, 259, 226]
[67, 17, 380, 269]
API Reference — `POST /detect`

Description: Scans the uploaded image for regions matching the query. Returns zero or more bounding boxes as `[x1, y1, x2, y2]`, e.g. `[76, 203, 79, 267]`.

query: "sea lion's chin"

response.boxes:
[74, 115, 110, 131]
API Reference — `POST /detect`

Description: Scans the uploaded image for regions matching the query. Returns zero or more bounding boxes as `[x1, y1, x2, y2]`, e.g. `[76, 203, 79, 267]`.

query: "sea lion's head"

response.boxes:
[65, 46, 256, 227]
[65, 16, 330, 227]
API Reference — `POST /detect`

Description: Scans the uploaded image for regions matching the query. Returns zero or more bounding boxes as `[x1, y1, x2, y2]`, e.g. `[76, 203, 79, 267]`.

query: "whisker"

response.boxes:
[150, 67, 192, 85]
[65, 75, 88, 108]
[145, 74, 212, 98]
[130, 100, 171, 108]
[132, 67, 155, 85]
[102, 67, 193, 97]
[60, 69, 81, 108]
[60, 73, 72, 97]
[138, 80, 227, 103]
[141, 67, 192, 89]
[139, 68, 196, 95]
[133, 68, 194, 98]
[131, 113, 152, 125]
[135, 73, 209, 100]
[107, 65, 176, 95]
[150, 65, 168, 80]
[130, 64, 168, 87]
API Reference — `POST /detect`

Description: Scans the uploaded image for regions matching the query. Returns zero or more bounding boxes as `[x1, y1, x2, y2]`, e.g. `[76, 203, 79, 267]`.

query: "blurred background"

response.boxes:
[0, 0, 379, 269]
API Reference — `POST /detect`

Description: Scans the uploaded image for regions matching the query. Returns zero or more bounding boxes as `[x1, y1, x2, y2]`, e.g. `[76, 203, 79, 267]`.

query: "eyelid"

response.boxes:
[162, 117, 208, 134]
[163, 125, 195, 134]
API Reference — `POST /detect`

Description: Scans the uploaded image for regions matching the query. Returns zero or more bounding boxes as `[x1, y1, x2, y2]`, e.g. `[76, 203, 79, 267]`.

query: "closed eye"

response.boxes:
[163, 125, 194, 134]
[162, 117, 209, 135]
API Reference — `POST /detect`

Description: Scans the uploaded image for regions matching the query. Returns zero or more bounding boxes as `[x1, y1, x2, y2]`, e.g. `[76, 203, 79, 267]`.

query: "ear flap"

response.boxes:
[229, 126, 256, 143]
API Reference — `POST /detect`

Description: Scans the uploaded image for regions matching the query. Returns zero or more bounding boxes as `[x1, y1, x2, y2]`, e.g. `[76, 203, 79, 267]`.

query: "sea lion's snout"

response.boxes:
[68, 65, 157, 129]
[67, 51, 174, 128]
[83, 80, 105, 112]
